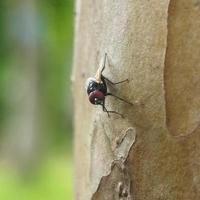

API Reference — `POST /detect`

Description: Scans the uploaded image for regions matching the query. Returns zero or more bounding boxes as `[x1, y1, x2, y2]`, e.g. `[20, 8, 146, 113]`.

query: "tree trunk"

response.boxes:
[73, 0, 200, 199]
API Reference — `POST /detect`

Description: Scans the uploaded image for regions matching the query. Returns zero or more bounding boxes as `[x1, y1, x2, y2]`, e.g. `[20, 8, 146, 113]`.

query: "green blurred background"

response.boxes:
[0, 0, 74, 199]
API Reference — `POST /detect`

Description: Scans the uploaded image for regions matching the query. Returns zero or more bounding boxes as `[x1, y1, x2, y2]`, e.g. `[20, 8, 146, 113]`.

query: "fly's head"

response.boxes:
[86, 77, 107, 105]
[89, 90, 105, 105]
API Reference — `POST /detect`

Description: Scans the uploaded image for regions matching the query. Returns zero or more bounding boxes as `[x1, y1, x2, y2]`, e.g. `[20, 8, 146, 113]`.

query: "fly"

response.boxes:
[85, 53, 132, 117]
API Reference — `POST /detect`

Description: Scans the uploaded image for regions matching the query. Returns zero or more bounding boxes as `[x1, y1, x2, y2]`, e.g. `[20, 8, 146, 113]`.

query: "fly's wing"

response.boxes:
[86, 53, 106, 90]
[94, 66, 103, 83]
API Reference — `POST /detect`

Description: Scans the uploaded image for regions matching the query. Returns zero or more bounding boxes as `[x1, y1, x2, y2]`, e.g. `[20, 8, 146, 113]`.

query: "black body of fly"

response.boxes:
[86, 53, 132, 117]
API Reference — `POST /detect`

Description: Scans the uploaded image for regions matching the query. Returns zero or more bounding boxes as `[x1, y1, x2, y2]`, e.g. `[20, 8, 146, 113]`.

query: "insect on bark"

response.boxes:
[85, 53, 132, 117]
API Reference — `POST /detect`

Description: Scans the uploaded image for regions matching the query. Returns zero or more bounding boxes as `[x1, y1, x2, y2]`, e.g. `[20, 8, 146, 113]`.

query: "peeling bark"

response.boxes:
[73, 0, 200, 199]
[164, 0, 200, 137]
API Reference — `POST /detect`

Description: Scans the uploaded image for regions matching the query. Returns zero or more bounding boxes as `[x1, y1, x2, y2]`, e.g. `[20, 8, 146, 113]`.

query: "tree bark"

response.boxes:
[73, 0, 200, 199]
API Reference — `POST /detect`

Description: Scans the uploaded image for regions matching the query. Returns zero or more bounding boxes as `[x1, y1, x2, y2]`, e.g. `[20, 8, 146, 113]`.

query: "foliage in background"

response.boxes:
[39, 0, 73, 148]
[0, 0, 74, 199]
[0, 0, 73, 148]
[0, 154, 73, 200]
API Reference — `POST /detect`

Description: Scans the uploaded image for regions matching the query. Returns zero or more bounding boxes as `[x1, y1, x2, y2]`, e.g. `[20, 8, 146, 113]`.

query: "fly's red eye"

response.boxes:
[89, 90, 105, 105]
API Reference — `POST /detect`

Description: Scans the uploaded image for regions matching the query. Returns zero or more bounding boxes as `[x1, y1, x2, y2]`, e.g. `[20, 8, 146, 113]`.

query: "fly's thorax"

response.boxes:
[86, 77, 107, 95]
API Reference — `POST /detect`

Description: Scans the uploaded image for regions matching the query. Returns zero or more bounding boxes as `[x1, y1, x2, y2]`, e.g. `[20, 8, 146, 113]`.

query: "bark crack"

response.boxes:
[163, 0, 171, 135]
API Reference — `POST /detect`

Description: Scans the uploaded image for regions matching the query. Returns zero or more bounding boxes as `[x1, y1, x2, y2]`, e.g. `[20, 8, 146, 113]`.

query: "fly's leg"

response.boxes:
[101, 53, 129, 85]
[102, 75, 129, 85]
[102, 103, 124, 118]
[106, 93, 133, 105]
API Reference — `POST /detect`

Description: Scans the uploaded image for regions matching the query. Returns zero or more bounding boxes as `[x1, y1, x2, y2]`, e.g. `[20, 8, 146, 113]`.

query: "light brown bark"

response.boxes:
[73, 0, 200, 199]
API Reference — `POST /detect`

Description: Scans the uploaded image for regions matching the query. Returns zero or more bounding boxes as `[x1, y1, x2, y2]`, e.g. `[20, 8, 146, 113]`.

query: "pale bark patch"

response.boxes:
[164, 0, 200, 137]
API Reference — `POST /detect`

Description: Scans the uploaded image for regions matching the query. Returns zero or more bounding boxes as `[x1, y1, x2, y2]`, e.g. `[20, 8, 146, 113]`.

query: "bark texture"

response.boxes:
[73, 0, 200, 199]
